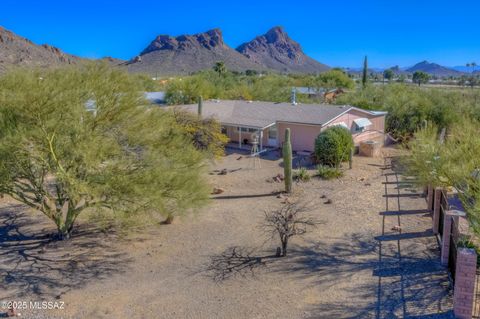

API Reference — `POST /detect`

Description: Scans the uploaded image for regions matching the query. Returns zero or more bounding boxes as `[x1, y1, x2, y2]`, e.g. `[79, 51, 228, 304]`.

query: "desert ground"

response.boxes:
[0, 146, 452, 318]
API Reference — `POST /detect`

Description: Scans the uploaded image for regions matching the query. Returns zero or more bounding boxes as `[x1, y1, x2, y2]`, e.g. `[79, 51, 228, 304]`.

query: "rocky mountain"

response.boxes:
[406, 61, 462, 77]
[98, 56, 127, 67]
[0, 26, 81, 73]
[236, 26, 329, 74]
[126, 29, 263, 75]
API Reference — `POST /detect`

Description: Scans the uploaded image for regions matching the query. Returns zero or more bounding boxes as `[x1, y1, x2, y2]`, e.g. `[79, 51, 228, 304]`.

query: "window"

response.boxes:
[238, 127, 258, 133]
[353, 118, 372, 133]
[268, 126, 277, 139]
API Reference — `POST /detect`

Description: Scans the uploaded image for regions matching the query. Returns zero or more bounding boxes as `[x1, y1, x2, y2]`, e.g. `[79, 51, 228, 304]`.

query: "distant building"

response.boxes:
[144, 91, 166, 105]
[294, 87, 324, 98]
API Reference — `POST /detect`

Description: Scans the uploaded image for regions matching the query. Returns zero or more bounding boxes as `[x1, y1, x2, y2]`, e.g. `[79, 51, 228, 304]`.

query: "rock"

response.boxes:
[324, 199, 332, 204]
[320, 194, 326, 199]
[6, 307, 18, 317]
[391, 225, 401, 232]
[364, 183, 371, 186]
[272, 173, 284, 182]
[218, 169, 228, 175]
[236, 156, 243, 160]
[211, 188, 224, 195]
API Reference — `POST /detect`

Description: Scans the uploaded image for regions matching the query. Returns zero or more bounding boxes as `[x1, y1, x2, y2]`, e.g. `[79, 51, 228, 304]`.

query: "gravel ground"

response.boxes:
[0, 147, 452, 318]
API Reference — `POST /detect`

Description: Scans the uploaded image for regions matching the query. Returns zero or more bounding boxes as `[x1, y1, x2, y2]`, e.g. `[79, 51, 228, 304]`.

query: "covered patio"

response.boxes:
[222, 122, 277, 154]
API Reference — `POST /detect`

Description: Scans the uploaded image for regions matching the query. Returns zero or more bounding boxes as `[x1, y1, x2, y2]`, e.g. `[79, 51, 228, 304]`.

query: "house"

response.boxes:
[294, 87, 325, 98]
[175, 100, 386, 153]
[324, 88, 345, 103]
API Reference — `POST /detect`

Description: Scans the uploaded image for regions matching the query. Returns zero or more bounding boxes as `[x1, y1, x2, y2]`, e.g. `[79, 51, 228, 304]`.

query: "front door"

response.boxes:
[267, 125, 277, 147]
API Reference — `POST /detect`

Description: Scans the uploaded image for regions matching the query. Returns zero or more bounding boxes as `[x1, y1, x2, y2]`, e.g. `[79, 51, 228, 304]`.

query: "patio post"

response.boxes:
[259, 129, 263, 151]
[238, 126, 241, 149]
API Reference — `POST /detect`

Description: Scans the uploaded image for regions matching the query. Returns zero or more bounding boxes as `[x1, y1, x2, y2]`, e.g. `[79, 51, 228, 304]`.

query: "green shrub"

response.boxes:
[314, 126, 354, 166]
[316, 165, 343, 180]
[293, 167, 311, 182]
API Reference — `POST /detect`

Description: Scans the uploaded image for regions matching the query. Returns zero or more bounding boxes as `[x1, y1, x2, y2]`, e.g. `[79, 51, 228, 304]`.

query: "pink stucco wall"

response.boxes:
[277, 122, 322, 152]
[223, 109, 386, 152]
[325, 109, 385, 145]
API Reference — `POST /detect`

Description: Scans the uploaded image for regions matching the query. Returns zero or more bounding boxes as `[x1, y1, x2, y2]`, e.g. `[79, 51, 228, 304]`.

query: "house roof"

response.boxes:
[174, 100, 380, 129]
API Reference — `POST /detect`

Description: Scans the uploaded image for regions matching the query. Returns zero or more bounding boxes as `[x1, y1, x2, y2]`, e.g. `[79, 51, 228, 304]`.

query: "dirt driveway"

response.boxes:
[0, 147, 452, 318]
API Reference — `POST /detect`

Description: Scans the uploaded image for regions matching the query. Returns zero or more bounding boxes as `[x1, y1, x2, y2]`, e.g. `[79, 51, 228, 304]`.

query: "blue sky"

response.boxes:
[1, 0, 479, 68]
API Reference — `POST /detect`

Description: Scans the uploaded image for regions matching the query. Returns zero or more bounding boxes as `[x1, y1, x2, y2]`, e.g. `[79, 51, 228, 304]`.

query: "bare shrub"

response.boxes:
[261, 202, 320, 257]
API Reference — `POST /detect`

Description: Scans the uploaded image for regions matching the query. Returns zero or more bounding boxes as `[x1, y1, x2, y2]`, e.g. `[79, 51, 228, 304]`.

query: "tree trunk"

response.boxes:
[281, 238, 288, 257]
[55, 206, 77, 240]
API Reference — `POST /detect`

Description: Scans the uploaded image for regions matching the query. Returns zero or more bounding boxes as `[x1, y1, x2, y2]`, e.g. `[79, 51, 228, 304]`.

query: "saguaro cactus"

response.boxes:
[349, 148, 354, 169]
[283, 128, 293, 193]
[198, 96, 203, 116]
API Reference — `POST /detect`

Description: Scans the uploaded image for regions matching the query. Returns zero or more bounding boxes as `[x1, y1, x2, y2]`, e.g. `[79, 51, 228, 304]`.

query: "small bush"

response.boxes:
[314, 126, 354, 166]
[317, 165, 343, 180]
[294, 167, 311, 182]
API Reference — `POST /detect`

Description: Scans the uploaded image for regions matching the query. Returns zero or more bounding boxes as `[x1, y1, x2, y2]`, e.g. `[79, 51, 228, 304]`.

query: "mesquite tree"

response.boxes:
[283, 128, 293, 193]
[262, 202, 319, 257]
[0, 64, 210, 239]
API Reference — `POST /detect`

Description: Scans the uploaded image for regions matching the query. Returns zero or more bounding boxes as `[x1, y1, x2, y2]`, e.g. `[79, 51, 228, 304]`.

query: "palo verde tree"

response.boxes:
[383, 69, 394, 82]
[406, 120, 480, 234]
[0, 64, 210, 239]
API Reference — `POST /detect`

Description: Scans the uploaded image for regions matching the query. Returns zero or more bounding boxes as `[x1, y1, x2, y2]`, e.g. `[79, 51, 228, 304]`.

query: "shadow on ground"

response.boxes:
[0, 204, 131, 299]
[204, 155, 453, 318]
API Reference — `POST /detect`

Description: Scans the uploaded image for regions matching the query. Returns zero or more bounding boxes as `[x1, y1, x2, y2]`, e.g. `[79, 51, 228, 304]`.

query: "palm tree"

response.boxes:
[467, 62, 477, 73]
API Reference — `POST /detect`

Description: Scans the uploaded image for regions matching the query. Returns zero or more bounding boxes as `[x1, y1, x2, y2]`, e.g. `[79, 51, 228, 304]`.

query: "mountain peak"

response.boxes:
[140, 29, 226, 56]
[236, 27, 329, 73]
[406, 60, 461, 77]
[128, 28, 262, 75]
[0, 25, 81, 73]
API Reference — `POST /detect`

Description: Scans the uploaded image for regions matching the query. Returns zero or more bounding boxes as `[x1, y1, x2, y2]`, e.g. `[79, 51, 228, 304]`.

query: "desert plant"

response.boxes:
[0, 64, 210, 239]
[294, 167, 311, 182]
[314, 126, 354, 167]
[283, 128, 293, 193]
[412, 71, 430, 86]
[172, 110, 228, 159]
[348, 148, 354, 169]
[262, 202, 319, 257]
[213, 61, 227, 75]
[198, 95, 203, 116]
[316, 165, 343, 180]
[362, 56, 368, 88]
